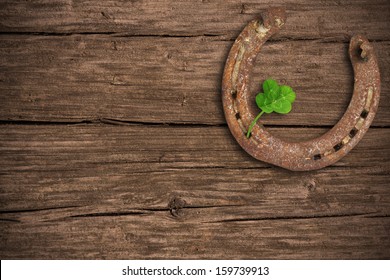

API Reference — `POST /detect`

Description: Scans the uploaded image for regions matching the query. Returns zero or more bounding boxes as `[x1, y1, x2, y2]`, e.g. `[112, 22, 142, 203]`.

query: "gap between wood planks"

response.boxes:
[3, 31, 390, 43]
[0, 204, 385, 224]
[0, 119, 389, 128]
[0, 32, 226, 39]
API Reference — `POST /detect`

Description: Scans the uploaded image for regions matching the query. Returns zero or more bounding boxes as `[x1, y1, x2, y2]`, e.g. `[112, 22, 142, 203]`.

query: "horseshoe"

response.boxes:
[222, 8, 381, 171]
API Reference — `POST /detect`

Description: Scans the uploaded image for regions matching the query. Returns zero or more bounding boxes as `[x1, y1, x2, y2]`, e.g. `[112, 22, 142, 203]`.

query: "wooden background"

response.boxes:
[0, 0, 389, 259]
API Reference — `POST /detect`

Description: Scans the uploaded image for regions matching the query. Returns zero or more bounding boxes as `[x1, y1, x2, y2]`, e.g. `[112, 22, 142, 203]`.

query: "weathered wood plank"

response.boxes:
[0, 124, 388, 211]
[1, 124, 389, 172]
[1, 214, 389, 259]
[0, 0, 389, 41]
[1, 165, 389, 221]
[1, 125, 389, 259]
[0, 36, 389, 125]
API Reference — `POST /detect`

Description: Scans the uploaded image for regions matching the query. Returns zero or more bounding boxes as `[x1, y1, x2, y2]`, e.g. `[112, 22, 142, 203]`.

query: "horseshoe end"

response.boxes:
[349, 34, 375, 61]
[261, 7, 287, 29]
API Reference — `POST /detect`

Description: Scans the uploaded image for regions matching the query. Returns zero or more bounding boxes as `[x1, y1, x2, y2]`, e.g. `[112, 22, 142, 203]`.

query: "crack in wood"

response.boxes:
[1, 119, 389, 128]
[0, 31, 224, 39]
[70, 211, 148, 218]
[0, 218, 21, 223]
[0, 31, 116, 37]
[2, 31, 388, 44]
[0, 120, 95, 126]
[139, 204, 247, 213]
[366, 214, 390, 218]
[97, 118, 224, 127]
[0, 119, 224, 127]
[33, 204, 251, 221]
[208, 211, 379, 223]
[0, 205, 80, 214]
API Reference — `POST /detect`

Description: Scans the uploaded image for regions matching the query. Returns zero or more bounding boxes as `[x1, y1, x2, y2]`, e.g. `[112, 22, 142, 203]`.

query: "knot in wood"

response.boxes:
[168, 197, 187, 217]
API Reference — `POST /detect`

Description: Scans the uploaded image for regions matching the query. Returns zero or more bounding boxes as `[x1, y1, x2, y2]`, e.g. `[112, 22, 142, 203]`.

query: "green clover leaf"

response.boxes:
[255, 94, 273, 113]
[280, 85, 296, 103]
[246, 79, 296, 138]
[262, 79, 279, 96]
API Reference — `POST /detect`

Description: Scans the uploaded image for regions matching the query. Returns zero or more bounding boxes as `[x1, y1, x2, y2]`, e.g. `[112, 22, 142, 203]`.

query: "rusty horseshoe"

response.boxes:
[222, 8, 381, 171]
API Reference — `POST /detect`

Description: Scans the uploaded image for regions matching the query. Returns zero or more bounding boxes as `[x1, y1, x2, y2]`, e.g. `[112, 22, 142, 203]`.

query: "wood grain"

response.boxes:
[1, 0, 389, 260]
[0, 124, 389, 259]
[1, 214, 389, 259]
[0, 0, 389, 41]
[0, 36, 389, 125]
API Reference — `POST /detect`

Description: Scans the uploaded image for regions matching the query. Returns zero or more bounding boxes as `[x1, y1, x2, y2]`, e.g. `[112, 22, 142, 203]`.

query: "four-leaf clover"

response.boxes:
[246, 79, 296, 138]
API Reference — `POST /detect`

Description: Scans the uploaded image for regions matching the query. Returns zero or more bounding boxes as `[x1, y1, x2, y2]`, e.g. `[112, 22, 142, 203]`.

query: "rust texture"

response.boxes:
[222, 8, 381, 171]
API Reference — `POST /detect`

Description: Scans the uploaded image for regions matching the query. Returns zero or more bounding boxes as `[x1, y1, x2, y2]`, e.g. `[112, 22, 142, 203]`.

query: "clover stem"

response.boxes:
[246, 110, 265, 138]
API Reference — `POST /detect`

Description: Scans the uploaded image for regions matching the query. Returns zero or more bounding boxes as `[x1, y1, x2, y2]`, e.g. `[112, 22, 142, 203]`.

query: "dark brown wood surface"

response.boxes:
[0, 0, 389, 259]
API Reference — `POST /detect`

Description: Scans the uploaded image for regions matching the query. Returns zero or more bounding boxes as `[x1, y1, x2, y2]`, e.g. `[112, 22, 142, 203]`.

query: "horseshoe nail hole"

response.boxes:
[235, 112, 240, 120]
[357, 45, 368, 61]
[313, 154, 322, 161]
[232, 90, 237, 99]
[333, 143, 343, 152]
[349, 128, 358, 138]
[357, 47, 363, 58]
[361, 109, 369, 119]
